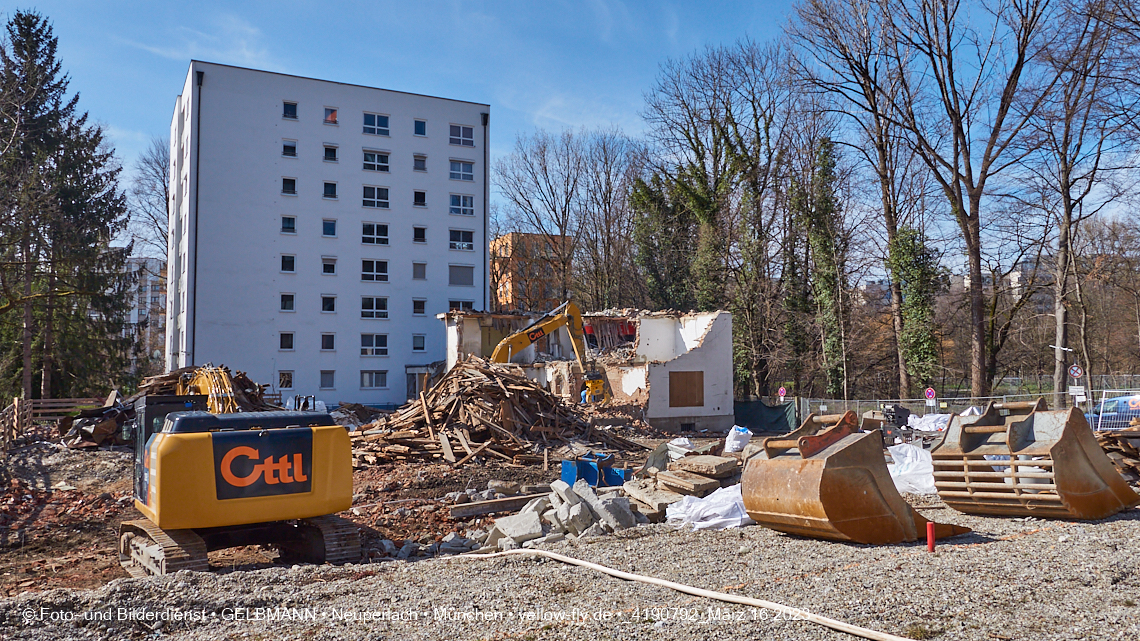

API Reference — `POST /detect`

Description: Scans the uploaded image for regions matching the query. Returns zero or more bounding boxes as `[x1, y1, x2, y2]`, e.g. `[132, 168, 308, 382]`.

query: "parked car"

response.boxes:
[1085, 394, 1140, 430]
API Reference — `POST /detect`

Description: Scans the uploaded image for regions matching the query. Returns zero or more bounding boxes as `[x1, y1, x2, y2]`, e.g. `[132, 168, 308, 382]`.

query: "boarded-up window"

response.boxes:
[669, 371, 704, 407]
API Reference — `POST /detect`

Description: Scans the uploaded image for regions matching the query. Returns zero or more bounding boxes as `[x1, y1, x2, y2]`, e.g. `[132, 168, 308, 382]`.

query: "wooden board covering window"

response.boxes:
[669, 371, 704, 407]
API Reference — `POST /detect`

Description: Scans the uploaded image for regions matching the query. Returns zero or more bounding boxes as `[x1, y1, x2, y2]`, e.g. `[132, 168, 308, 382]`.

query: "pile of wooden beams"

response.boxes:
[1097, 429, 1140, 483]
[350, 356, 644, 468]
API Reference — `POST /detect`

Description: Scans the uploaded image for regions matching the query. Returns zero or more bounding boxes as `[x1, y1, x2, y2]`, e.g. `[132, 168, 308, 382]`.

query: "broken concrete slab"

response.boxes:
[574, 479, 632, 531]
[599, 496, 636, 530]
[542, 509, 566, 533]
[550, 480, 581, 507]
[579, 522, 606, 538]
[623, 478, 684, 512]
[628, 498, 666, 523]
[565, 502, 594, 535]
[520, 496, 551, 515]
[668, 455, 738, 478]
[498, 537, 520, 551]
[494, 511, 544, 543]
[523, 532, 567, 548]
[657, 470, 720, 496]
[488, 480, 521, 495]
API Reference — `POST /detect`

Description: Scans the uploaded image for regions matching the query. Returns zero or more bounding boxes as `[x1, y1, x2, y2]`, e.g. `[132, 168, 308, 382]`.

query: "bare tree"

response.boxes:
[876, 0, 1061, 396]
[495, 129, 586, 303]
[128, 136, 170, 259]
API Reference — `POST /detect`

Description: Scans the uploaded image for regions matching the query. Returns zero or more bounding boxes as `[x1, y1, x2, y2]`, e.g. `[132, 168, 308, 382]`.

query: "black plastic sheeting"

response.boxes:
[733, 400, 797, 434]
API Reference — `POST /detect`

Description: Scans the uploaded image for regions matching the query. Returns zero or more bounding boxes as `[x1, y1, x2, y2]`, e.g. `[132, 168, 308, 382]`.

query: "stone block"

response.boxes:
[550, 480, 581, 507]
[493, 512, 544, 543]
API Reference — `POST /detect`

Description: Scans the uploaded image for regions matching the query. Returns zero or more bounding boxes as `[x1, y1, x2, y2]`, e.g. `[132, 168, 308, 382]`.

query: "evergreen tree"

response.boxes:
[630, 174, 698, 310]
[0, 10, 130, 399]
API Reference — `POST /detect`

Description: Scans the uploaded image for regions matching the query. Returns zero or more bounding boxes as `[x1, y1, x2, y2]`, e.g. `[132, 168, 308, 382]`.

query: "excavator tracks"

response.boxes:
[302, 515, 361, 564]
[119, 519, 209, 578]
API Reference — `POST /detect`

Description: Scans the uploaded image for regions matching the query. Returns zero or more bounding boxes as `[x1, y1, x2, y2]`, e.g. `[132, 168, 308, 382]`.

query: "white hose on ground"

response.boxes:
[452, 548, 910, 641]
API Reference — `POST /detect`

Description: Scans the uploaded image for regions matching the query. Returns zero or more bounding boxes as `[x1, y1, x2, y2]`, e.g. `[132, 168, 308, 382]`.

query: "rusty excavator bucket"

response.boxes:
[931, 400, 1139, 519]
[742, 412, 970, 544]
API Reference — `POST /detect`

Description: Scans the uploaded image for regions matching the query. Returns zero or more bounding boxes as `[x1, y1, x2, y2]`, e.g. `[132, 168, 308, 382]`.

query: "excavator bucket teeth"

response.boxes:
[932, 400, 1139, 519]
[742, 412, 969, 545]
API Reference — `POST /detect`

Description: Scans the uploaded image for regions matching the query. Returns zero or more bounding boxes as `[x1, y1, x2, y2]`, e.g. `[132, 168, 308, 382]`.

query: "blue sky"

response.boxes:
[24, 0, 792, 182]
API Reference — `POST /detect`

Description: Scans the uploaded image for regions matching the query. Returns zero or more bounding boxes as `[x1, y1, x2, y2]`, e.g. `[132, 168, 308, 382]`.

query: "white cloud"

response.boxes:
[118, 14, 275, 70]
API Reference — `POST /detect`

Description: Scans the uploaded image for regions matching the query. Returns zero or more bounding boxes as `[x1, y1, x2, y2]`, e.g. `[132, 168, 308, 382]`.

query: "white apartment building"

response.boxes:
[125, 257, 167, 374]
[166, 61, 489, 405]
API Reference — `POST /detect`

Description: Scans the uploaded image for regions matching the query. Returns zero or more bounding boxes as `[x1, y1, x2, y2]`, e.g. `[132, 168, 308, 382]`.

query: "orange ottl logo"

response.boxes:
[220, 446, 309, 487]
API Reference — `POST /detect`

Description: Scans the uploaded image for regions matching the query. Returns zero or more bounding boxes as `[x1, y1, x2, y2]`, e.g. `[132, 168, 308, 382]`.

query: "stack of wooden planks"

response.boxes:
[349, 356, 645, 468]
[1097, 428, 1140, 483]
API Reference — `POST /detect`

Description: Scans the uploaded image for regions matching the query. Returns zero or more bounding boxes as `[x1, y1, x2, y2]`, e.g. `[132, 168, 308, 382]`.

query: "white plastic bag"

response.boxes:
[912, 414, 951, 432]
[886, 443, 937, 494]
[723, 425, 753, 453]
[666, 484, 756, 530]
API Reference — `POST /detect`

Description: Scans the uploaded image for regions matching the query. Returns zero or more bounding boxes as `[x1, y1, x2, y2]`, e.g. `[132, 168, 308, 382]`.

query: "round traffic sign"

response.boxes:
[778, 387, 787, 398]
[924, 387, 936, 400]
[1068, 364, 1084, 379]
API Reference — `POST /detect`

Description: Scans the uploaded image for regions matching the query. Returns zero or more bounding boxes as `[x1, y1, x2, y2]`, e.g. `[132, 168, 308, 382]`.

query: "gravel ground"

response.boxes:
[1, 497, 1137, 641]
[0, 443, 132, 494]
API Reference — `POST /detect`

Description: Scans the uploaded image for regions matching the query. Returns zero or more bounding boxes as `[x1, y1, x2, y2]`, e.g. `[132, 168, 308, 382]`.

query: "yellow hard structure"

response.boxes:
[137, 425, 352, 530]
[119, 411, 358, 577]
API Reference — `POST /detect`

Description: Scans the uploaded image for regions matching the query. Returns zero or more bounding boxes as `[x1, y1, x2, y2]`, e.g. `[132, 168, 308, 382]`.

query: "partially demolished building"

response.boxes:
[439, 308, 734, 432]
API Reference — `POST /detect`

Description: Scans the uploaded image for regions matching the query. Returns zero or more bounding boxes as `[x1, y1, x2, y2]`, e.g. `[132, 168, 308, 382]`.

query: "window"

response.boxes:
[282, 178, 296, 194]
[363, 151, 389, 172]
[322, 219, 337, 236]
[449, 300, 474, 311]
[414, 119, 427, 136]
[362, 259, 388, 282]
[320, 370, 335, 389]
[413, 154, 427, 171]
[361, 370, 387, 389]
[669, 371, 705, 407]
[450, 125, 474, 146]
[321, 334, 335, 351]
[363, 113, 389, 136]
[361, 333, 388, 356]
[281, 216, 296, 233]
[282, 140, 297, 157]
[280, 293, 295, 311]
[362, 222, 389, 245]
[321, 295, 336, 312]
[413, 226, 426, 243]
[279, 371, 294, 389]
[280, 333, 294, 350]
[413, 299, 426, 315]
[323, 182, 337, 199]
[322, 257, 337, 275]
[449, 230, 474, 251]
[449, 161, 474, 181]
[283, 102, 297, 119]
[450, 194, 474, 216]
[412, 334, 426, 352]
[361, 296, 388, 319]
[449, 265, 475, 286]
[281, 255, 296, 272]
[323, 146, 338, 162]
[413, 191, 427, 207]
[412, 262, 427, 280]
[324, 107, 338, 124]
[363, 186, 389, 208]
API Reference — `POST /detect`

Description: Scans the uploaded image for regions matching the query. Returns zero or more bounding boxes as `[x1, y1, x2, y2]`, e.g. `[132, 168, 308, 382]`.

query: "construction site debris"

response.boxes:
[1096, 428, 1140, 483]
[58, 400, 133, 448]
[349, 356, 646, 469]
[666, 483, 756, 530]
[657, 469, 721, 496]
[137, 364, 280, 413]
[667, 454, 738, 478]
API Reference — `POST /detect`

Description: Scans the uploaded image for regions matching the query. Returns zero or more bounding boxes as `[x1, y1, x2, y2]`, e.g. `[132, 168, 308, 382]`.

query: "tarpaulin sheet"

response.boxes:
[733, 400, 795, 434]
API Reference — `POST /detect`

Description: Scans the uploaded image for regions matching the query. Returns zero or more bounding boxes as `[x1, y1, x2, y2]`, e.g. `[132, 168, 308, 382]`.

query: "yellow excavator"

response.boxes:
[490, 301, 610, 403]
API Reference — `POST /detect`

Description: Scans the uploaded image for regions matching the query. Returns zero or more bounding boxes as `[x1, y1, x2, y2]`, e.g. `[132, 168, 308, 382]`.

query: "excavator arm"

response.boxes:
[489, 301, 588, 366]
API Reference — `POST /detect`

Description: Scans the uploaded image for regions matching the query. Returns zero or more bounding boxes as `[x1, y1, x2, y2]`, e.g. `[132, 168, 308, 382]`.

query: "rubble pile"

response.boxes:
[137, 364, 280, 413]
[1097, 428, 1140, 483]
[58, 397, 132, 449]
[0, 478, 130, 542]
[350, 356, 645, 469]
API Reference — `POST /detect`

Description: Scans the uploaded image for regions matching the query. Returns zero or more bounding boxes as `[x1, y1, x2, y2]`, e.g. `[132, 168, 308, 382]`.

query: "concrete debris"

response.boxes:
[493, 512, 544, 543]
[657, 470, 721, 496]
[668, 454, 738, 478]
[622, 478, 684, 512]
[487, 480, 521, 496]
[549, 480, 581, 507]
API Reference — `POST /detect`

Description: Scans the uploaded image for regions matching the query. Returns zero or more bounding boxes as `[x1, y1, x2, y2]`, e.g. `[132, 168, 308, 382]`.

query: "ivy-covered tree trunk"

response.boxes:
[887, 227, 941, 388]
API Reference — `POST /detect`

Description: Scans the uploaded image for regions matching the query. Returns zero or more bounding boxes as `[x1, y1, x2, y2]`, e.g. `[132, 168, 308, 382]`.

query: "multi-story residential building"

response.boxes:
[166, 61, 489, 404]
[125, 257, 167, 374]
[490, 232, 567, 312]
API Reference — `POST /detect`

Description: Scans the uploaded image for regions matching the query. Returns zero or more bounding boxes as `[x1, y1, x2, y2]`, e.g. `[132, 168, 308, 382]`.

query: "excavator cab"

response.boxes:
[932, 399, 1139, 519]
[741, 411, 970, 544]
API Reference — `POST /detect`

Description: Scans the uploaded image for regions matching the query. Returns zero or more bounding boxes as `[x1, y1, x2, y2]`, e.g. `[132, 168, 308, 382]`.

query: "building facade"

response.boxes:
[490, 232, 567, 312]
[166, 61, 489, 404]
[125, 257, 167, 375]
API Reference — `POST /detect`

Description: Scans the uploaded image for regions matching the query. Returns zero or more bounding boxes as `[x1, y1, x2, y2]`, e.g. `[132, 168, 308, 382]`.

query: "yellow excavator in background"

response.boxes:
[490, 301, 610, 403]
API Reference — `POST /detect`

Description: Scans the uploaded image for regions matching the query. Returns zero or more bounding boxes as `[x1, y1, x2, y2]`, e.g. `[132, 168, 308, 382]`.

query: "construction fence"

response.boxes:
[1, 397, 104, 451]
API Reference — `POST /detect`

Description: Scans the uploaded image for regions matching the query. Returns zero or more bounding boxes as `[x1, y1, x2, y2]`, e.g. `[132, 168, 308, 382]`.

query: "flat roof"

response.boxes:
[188, 60, 491, 108]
